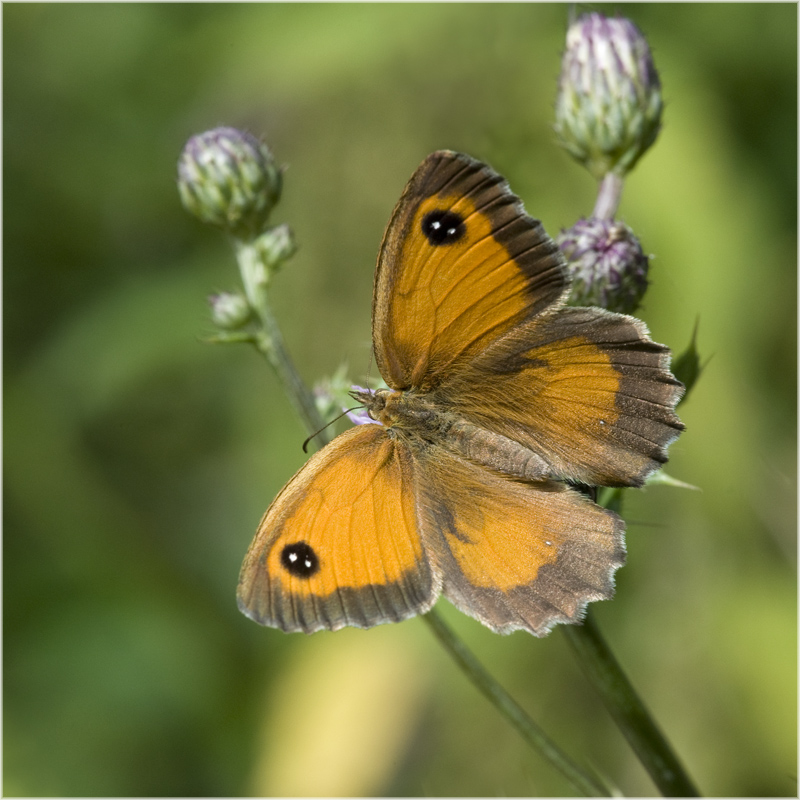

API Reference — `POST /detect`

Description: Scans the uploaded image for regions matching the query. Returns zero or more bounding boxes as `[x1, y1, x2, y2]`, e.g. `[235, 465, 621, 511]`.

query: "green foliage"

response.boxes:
[672, 320, 704, 402]
[4, 4, 796, 797]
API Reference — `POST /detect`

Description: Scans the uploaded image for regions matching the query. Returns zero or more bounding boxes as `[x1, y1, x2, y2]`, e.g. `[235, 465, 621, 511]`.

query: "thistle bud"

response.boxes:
[313, 365, 358, 424]
[254, 223, 297, 270]
[209, 291, 252, 329]
[178, 127, 282, 240]
[554, 13, 662, 179]
[312, 383, 338, 424]
[557, 217, 649, 314]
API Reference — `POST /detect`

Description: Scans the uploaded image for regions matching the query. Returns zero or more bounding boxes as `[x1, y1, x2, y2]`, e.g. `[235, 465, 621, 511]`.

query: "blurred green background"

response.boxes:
[4, 4, 796, 797]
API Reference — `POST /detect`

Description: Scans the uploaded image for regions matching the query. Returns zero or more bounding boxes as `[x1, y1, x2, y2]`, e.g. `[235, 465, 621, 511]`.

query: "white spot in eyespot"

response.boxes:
[288, 552, 297, 563]
[545, 540, 553, 547]
[599, 419, 606, 426]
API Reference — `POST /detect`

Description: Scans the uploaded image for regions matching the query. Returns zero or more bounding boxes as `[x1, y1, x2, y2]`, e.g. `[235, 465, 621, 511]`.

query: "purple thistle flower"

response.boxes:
[558, 217, 649, 314]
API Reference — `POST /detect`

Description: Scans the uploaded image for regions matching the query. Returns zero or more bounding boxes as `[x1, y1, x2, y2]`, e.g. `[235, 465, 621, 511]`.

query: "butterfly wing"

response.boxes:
[435, 305, 684, 487]
[373, 150, 568, 391]
[237, 424, 438, 633]
[415, 446, 625, 636]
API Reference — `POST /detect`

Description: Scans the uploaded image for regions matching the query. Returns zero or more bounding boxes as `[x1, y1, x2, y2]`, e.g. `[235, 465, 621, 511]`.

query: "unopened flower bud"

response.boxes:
[313, 365, 358, 424]
[178, 127, 282, 239]
[313, 383, 337, 423]
[557, 217, 649, 314]
[555, 13, 662, 179]
[254, 223, 297, 270]
[209, 291, 252, 329]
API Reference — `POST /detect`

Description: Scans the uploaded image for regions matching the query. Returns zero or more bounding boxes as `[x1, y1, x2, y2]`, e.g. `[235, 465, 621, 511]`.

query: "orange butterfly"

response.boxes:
[237, 151, 684, 636]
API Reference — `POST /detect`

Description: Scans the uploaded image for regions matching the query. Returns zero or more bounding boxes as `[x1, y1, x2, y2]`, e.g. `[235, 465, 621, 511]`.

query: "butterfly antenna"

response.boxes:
[302, 405, 363, 453]
[364, 345, 376, 390]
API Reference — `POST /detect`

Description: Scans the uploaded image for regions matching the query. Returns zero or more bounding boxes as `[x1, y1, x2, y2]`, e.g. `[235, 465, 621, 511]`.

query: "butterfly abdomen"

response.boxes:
[437, 416, 553, 482]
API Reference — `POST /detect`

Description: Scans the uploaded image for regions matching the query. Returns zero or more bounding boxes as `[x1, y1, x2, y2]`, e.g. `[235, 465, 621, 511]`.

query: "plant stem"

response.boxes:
[593, 172, 624, 220]
[424, 609, 611, 797]
[235, 241, 330, 446]
[562, 611, 700, 797]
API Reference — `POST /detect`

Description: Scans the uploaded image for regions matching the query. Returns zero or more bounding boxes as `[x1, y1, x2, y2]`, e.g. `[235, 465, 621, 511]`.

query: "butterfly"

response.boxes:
[237, 150, 684, 636]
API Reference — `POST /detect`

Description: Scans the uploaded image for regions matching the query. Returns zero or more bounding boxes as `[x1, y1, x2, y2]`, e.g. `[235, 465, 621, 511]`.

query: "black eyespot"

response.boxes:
[421, 210, 465, 246]
[280, 542, 320, 578]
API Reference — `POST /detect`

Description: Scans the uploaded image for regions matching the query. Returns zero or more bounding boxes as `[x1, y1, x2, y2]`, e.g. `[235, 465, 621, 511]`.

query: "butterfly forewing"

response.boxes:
[373, 151, 568, 391]
[237, 425, 437, 633]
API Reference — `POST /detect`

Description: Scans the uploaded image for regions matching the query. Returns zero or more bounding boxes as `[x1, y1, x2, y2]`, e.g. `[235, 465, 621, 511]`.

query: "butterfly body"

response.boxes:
[357, 386, 552, 483]
[238, 151, 684, 636]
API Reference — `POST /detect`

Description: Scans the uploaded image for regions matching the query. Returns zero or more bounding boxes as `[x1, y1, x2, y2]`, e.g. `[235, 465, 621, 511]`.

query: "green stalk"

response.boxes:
[562, 612, 700, 796]
[592, 171, 625, 220]
[424, 609, 611, 797]
[235, 240, 330, 445]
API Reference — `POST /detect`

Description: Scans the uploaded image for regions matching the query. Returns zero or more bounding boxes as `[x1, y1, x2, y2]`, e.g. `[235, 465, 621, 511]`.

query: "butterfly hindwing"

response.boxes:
[373, 150, 568, 391]
[415, 446, 625, 636]
[436, 305, 684, 487]
[237, 425, 437, 633]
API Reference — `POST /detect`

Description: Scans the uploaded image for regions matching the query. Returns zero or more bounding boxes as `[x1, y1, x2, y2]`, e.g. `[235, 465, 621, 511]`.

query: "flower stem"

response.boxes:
[593, 172, 625, 220]
[424, 609, 611, 797]
[235, 240, 330, 446]
[562, 611, 700, 797]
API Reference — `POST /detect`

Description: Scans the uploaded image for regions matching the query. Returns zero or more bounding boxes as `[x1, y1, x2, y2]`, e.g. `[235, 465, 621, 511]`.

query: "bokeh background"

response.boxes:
[4, 4, 796, 797]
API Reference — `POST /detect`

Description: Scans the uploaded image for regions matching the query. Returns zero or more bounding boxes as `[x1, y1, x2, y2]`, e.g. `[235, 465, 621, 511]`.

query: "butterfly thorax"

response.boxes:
[356, 387, 552, 482]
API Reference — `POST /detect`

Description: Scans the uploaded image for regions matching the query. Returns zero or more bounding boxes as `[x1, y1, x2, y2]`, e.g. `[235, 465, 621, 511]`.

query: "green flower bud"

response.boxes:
[254, 223, 297, 271]
[178, 127, 282, 240]
[209, 291, 252, 329]
[313, 363, 353, 423]
[554, 13, 662, 179]
[557, 217, 649, 314]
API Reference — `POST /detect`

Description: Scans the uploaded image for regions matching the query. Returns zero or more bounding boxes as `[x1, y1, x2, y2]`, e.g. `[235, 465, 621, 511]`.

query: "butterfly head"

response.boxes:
[350, 386, 395, 425]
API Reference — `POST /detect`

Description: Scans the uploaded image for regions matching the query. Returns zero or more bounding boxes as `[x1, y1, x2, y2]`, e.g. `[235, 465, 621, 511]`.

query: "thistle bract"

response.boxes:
[554, 13, 662, 179]
[178, 127, 282, 240]
[558, 217, 649, 314]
